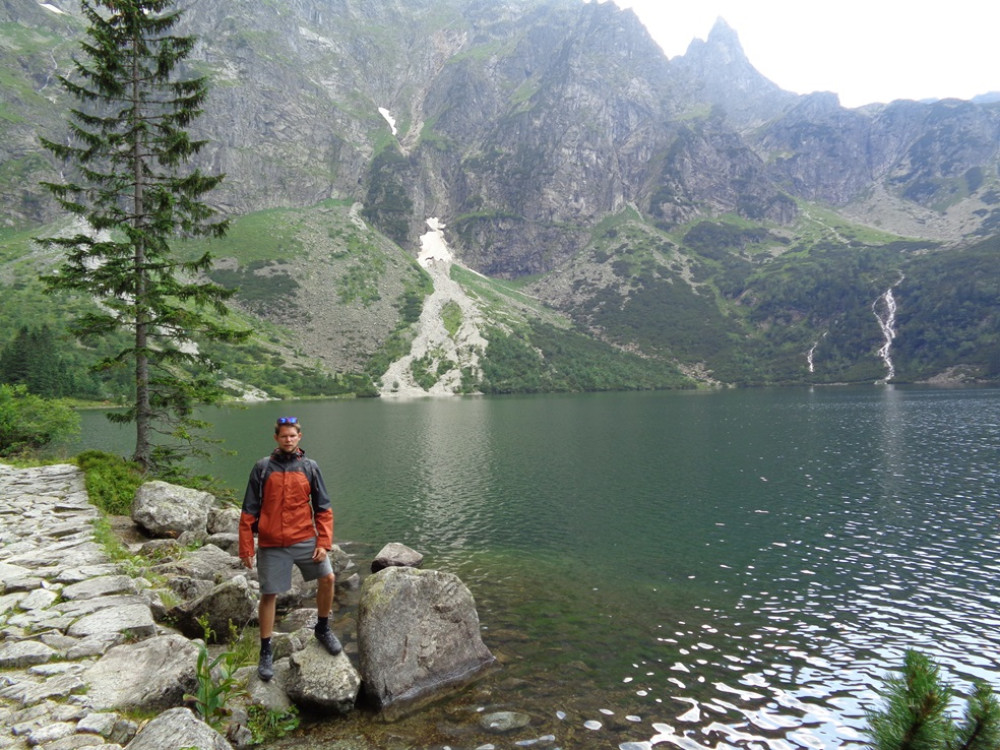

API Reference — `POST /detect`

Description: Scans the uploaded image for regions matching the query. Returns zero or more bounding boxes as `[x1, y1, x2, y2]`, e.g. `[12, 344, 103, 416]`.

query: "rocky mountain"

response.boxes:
[1, 0, 998, 392]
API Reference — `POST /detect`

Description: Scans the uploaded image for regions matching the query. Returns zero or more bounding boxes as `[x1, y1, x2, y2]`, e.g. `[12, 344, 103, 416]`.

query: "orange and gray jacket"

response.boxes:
[238, 448, 333, 559]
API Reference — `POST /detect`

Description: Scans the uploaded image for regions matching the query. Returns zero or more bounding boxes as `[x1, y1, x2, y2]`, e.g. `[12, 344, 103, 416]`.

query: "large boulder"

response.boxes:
[123, 707, 232, 750]
[131, 481, 215, 538]
[169, 575, 258, 641]
[285, 637, 361, 714]
[82, 634, 200, 712]
[357, 567, 495, 713]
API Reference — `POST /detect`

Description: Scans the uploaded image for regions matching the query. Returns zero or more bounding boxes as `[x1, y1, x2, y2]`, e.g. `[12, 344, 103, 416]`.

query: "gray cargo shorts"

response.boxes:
[257, 538, 332, 595]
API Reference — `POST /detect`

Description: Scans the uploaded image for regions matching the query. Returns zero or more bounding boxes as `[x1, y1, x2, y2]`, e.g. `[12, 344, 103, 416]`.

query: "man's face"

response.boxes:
[274, 425, 302, 454]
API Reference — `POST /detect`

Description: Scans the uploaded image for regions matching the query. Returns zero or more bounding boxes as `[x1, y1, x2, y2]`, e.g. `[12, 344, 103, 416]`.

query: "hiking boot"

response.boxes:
[315, 626, 342, 655]
[257, 647, 274, 681]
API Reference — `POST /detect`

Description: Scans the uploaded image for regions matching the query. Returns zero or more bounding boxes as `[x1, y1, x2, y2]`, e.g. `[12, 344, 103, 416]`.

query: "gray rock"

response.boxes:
[62, 575, 137, 600]
[77, 711, 119, 737]
[285, 640, 360, 714]
[205, 532, 239, 555]
[65, 633, 127, 659]
[165, 575, 216, 602]
[337, 572, 361, 591]
[138, 538, 185, 559]
[38, 734, 108, 749]
[122, 707, 232, 750]
[480, 710, 533, 733]
[329, 544, 353, 574]
[357, 567, 495, 711]
[0, 640, 57, 668]
[169, 575, 258, 641]
[131, 480, 216, 538]
[370, 542, 423, 573]
[0, 562, 33, 591]
[39, 631, 82, 652]
[8, 696, 85, 725]
[78, 711, 140, 746]
[0, 590, 27, 614]
[59, 593, 152, 618]
[0, 670, 85, 707]
[151, 544, 244, 583]
[82, 634, 200, 712]
[11, 540, 108, 568]
[177, 528, 209, 547]
[207, 506, 240, 535]
[25, 720, 77, 745]
[18, 587, 59, 611]
[2, 575, 44, 593]
[67, 603, 156, 640]
[239, 663, 294, 712]
[53, 564, 122, 584]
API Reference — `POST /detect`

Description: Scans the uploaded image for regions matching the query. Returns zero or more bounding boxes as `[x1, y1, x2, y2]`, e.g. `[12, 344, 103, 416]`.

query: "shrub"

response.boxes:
[0, 384, 80, 457]
[865, 649, 1000, 750]
[76, 450, 144, 515]
[247, 705, 300, 744]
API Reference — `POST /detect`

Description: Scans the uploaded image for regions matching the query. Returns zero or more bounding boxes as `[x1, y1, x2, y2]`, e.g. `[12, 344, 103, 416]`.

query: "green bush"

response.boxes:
[76, 449, 144, 515]
[0, 384, 80, 457]
[247, 705, 300, 744]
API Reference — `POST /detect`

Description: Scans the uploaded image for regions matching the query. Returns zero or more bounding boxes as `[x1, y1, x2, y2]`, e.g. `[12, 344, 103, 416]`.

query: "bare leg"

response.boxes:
[259, 593, 277, 639]
[316, 572, 335, 618]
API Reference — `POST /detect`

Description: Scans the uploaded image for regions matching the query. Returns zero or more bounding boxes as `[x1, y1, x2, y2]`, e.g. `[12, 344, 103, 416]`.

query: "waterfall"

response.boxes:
[806, 332, 827, 375]
[872, 277, 903, 383]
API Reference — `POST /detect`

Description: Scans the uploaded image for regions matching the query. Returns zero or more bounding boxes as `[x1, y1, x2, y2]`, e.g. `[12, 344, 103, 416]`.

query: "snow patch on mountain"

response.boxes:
[379, 219, 487, 398]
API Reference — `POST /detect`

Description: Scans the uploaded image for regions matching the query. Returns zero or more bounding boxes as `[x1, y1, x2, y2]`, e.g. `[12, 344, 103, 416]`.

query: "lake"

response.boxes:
[76, 386, 1000, 749]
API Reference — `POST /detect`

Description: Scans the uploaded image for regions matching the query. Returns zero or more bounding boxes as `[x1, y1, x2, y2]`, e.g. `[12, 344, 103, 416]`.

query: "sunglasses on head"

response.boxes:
[277, 416, 298, 425]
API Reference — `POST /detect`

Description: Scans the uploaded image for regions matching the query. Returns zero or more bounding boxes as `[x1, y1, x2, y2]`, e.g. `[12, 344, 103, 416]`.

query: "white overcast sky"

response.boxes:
[608, 0, 1000, 108]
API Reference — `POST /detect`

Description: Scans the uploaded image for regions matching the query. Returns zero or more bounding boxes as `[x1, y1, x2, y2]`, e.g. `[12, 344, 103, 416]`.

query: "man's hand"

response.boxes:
[240, 555, 254, 569]
[312, 546, 327, 563]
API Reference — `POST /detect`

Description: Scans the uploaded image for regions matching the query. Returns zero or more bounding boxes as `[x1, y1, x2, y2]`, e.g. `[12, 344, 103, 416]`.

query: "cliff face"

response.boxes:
[7, 0, 1000, 261]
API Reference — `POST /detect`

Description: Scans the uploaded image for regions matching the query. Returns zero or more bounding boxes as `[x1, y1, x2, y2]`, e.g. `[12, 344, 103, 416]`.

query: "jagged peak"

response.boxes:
[706, 17, 740, 48]
[684, 16, 749, 67]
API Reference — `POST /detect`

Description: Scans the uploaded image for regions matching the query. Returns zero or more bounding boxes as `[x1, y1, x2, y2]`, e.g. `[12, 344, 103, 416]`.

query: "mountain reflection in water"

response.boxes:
[76, 386, 1000, 749]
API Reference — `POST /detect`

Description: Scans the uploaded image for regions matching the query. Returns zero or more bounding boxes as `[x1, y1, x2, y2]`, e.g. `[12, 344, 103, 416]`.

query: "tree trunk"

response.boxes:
[131, 31, 151, 472]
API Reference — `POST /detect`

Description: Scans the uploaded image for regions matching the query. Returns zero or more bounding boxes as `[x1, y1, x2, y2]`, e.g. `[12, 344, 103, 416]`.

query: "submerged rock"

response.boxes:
[481, 710, 532, 733]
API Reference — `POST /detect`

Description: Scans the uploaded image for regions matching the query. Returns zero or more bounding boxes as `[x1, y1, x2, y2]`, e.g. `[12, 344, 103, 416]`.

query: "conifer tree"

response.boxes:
[865, 649, 1000, 750]
[0, 325, 75, 398]
[38, 0, 248, 472]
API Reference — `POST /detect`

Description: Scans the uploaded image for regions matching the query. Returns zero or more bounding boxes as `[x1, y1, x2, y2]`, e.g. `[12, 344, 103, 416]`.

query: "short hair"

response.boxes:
[274, 419, 302, 435]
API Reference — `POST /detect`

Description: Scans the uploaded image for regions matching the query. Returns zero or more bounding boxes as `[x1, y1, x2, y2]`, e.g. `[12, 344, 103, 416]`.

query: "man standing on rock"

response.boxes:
[239, 416, 342, 681]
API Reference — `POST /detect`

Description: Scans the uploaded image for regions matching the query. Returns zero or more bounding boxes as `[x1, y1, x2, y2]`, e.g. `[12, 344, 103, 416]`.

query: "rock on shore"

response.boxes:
[1, 463, 497, 748]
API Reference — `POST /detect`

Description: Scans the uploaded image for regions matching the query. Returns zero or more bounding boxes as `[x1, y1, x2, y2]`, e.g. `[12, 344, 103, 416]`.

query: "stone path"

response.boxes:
[0, 463, 153, 749]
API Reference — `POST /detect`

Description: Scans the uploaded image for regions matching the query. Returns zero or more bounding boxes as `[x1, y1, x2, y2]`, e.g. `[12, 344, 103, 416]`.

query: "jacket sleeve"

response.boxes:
[238, 460, 265, 559]
[309, 460, 334, 549]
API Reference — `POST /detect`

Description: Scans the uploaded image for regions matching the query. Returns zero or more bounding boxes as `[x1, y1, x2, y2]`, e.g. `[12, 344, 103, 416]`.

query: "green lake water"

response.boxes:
[75, 386, 1000, 749]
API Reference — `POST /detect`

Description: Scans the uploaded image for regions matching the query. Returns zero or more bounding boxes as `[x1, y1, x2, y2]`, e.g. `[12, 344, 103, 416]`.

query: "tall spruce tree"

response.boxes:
[39, 0, 248, 472]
